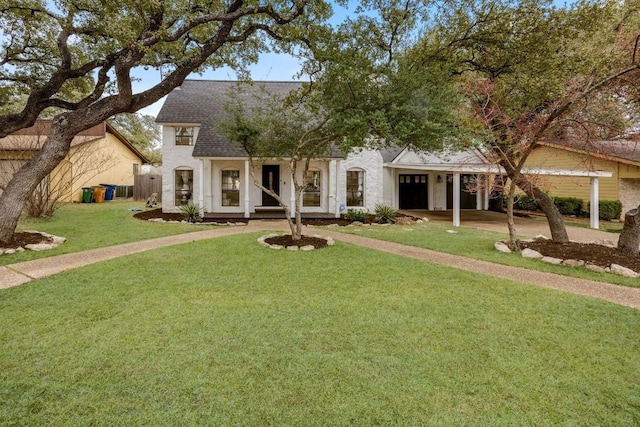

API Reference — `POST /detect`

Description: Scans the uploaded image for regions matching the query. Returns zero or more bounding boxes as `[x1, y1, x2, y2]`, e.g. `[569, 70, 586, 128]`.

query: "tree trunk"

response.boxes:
[505, 180, 520, 250]
[530, 186, 569, 242]
[508, 169, 569, 243]
[499, 156, 570, 243]
[0, 119, 74, 244]
[247, 158, 303, 240]
[617, 205, 640, 255]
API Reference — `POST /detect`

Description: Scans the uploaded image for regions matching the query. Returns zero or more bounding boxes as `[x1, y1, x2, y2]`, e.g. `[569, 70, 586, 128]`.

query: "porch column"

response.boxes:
[428, 173, 435, 210]
[484, 175, 490, 210]
[590, 177, 599, 229]
[244, 160, 250, 218]
[329, 160, 336, 216]
[198, 159, 205, 214]
[290, 171, 296, 219]
[335, 160, 341, 217]
[453, 172, 461, 227]
[476, 174, 482, 210]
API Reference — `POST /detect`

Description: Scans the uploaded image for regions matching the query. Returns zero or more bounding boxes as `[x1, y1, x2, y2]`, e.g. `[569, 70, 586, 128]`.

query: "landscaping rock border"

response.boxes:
[0, 231, 66, 255]
[495, 240, 640, 278]
[257, 233, 335, 251]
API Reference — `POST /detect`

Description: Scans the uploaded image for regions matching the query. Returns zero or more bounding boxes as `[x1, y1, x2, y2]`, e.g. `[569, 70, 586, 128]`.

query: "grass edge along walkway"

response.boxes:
[1, 220, 639, 310]
[319, 229, 640, 311]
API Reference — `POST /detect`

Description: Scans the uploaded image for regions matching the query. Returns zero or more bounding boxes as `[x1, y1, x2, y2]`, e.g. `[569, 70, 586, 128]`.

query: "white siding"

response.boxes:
[161, 125, 200, 213]
[340, 148, 385, 211]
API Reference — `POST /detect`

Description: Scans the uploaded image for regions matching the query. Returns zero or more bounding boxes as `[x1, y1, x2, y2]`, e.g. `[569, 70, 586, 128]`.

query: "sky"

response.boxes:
[137, 3, 355, 118]
[137, 51, 304, 118]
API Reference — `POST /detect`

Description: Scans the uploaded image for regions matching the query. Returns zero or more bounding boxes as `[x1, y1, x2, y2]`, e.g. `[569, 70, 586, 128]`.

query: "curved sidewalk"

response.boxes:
[1, 220, 639, 310]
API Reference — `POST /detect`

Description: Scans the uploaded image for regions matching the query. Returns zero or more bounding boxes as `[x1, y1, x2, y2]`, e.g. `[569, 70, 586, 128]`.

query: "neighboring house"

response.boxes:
[525, 139, 640, 216]
[155, 80, 511, 220]
[0, 120, 148, 202]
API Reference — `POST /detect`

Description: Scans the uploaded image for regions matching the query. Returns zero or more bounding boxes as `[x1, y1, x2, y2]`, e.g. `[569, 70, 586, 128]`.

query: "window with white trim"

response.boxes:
[174, 127, 194, 146]
[303, 170, 321, 207]
[221, 170, 240, 206]
[346, 170, 364, 206]
[175, 169, 193, 206]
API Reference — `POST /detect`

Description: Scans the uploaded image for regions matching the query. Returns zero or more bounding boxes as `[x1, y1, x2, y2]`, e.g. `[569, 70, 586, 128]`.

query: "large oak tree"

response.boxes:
[407, 0, 640, 247]
[0, 0, 330, 244]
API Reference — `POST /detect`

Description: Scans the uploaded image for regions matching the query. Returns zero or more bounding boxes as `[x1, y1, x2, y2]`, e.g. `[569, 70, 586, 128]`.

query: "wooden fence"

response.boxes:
[134, 174, 162, 202]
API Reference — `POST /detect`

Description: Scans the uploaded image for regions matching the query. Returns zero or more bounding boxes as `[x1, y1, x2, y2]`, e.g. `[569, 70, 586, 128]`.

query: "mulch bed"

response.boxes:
[521, 240, 640, 272]
[132, 208, 372, 227]
[2, 232, 53, 250]
[264, 234, 329, 249]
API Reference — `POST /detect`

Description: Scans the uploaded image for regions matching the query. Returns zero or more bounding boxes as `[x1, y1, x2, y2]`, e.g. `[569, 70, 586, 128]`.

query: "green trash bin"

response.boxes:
[82, 187, 93, 203]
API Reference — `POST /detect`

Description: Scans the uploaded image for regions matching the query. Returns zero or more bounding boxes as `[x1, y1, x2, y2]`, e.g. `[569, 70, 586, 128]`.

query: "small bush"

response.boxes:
[374, 204, 398, 224]
[344, 209, 369, 222]
[588, 200, 622, 221]
[553, 197, 583, 216]
[512, 195, 539, 211]
[178, 203, 202, 223]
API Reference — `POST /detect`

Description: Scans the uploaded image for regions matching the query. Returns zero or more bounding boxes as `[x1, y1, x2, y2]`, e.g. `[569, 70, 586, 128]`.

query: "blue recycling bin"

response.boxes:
[100, 184, 117, 201]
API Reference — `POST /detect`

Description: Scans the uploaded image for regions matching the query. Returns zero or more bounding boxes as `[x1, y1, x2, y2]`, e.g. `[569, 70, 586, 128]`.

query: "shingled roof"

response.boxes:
[540, 138, 640, 166]
[156, 79, 343, 158]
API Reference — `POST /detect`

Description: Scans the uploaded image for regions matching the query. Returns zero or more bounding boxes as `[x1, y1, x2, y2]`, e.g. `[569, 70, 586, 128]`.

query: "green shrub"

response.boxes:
[374, 204, 398, 224]
[553, 197, 583, 216]
[512, 195, 539, 211]
[344, 209, 369, 222]
[178, 203, 202, 223]
[588, 200, 622, 221]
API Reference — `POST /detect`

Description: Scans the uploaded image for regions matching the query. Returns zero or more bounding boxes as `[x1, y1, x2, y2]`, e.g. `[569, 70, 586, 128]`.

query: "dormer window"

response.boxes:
[175, 126, 194, 146]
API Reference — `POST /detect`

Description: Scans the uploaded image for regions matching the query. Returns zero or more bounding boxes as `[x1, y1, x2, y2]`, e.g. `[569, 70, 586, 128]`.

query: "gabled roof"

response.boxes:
[0, 120, 103, 151]
[0, 120, 149, 163]
[156, 79, 343, 158]
[539, 139, 640, 167]
[383, 144, 503, 173]
[379, 145, 404, 162]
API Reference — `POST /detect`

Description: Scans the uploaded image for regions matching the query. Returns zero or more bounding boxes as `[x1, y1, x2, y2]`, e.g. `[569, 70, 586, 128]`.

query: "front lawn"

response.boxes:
[0, 202, 219, 266]
[332, 222, 640, 288]
[1, 234, 639, 425]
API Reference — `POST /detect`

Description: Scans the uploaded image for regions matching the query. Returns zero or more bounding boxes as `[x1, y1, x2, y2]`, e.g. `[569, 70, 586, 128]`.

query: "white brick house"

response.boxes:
[156, 80, 500, 222]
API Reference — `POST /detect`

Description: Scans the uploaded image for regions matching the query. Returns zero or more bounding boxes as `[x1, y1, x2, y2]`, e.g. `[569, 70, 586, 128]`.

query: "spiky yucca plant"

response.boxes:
[178, 203, 202, 223]
[374, 204, 398, 224]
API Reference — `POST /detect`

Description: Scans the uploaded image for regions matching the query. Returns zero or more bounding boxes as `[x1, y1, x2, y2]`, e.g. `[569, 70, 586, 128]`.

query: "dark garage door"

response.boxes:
[399, 174, 428, 209]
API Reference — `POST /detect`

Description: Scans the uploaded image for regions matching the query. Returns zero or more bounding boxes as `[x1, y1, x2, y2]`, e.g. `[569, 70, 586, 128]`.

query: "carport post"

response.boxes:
[453, 172, 461, 227]
[590, 177, 599, 229]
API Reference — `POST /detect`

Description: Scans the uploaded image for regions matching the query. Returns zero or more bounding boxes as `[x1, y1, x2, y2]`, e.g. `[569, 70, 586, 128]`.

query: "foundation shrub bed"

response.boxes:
[553, 197, 583, 216]
[589, 200, 623, 221]
[343, 208, 369, 222]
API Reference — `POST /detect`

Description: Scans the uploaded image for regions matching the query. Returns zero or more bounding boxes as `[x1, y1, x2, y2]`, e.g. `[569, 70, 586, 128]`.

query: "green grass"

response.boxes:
[524, 213, 624, 233]
[0, 201, 221, 266]
[1, 234, 639, 425]
[332, 222, 640, 288]
[3, 203, 637, 287]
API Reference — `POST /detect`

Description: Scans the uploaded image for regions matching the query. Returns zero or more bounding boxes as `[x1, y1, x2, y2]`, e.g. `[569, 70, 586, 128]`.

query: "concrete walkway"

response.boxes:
[1, 218, 639, 310]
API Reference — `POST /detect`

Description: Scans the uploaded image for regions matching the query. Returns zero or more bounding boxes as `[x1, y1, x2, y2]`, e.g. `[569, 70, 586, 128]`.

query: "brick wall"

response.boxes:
[618, 178, 640, 217]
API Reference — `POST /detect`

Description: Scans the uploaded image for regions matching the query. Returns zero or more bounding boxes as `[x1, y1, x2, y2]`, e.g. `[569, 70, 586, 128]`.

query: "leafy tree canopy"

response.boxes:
[0, 0, 333, 243]
[0, 0, 333, 135]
